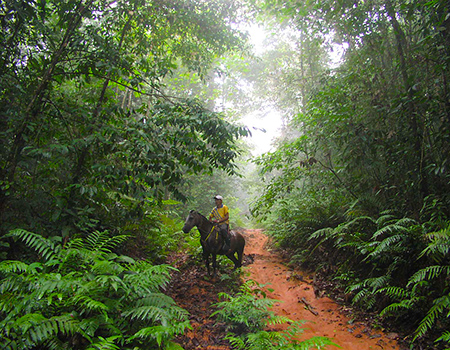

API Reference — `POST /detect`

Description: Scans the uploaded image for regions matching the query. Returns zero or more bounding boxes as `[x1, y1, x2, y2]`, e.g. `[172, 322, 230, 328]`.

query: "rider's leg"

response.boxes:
[223, 224, 231, 251]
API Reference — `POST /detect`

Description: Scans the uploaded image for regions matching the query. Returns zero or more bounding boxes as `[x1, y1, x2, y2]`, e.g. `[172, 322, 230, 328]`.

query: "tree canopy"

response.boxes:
[0, 0, 251, 240]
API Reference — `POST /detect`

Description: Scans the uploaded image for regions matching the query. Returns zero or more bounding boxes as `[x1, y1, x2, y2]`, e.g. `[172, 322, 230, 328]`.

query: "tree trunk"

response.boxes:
[385, 0, 428, 211]
[0, 0, 94, 217]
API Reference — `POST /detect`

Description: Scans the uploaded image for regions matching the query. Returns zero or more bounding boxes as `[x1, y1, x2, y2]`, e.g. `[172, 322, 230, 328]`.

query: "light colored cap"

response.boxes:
[214, 195, 223, 200]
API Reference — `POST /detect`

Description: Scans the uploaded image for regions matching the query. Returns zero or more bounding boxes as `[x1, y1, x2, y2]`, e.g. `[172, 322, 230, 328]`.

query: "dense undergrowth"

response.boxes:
[262, 193, 450, 349]
[0, 229, 191, 350]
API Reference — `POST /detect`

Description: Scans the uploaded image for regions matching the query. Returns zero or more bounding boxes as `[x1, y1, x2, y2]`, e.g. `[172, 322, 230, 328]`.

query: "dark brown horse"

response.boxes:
[182, 210, 245, 277]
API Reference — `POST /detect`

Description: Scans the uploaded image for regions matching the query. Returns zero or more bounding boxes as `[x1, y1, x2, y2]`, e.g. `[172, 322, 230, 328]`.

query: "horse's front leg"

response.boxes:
[212, 253, 217, 277]
[203, 250, 211, 276]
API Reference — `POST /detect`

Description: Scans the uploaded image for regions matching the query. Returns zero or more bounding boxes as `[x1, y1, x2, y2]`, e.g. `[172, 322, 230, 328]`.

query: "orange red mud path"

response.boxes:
[243, 229, 403, 350]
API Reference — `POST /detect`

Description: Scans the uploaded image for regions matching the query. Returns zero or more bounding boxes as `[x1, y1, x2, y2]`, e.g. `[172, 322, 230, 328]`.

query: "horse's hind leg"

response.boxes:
[226, 251, 240, 269]
[236, 243, 245, 268]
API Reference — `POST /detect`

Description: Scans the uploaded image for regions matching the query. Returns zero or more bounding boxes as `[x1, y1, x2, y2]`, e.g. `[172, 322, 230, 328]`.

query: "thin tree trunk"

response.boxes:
[0, 0, 94, 216]
[385, 0, 428, 209]
[68, 15, 134, 197]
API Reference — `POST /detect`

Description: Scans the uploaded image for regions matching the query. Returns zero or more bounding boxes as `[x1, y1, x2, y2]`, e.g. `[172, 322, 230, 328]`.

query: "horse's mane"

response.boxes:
[193, 210, 209, 222]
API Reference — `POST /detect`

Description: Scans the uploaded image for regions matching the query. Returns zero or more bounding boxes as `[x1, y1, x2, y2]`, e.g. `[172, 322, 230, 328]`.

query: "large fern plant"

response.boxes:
[0, 229, 190, 350]
[307, 209, 450, 348]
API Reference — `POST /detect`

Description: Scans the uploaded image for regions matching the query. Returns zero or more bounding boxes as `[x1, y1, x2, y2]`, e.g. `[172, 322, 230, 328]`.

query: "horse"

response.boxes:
[182, 210, 245, 277]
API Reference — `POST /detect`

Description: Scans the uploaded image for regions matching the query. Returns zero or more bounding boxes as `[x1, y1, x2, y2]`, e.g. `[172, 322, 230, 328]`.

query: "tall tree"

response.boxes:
[254, 0, 450, 217]
[0, 0, 250, 241]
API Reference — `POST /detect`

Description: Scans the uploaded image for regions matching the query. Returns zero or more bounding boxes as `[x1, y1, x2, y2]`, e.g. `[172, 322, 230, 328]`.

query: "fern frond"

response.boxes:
[86, 335, 121, 350]
[379, 297, 421, 318]
[436, 330, 450, 343]
[352, 289, 369, 304]
[407, 265, 450, 286]
[395, 217, 418, 227]
[370, 275, 391, 290]
[345, 215, 376, 229]
[266, 315, 292, 326]
[296, 336, 340, 349]
[420, 227, 450, 262]
[164, 341, 186, 350]
[129, 322, 191, 346]
[414, 294, 450, 340]
[0, 260, 29, 274]
[122, 305, 165, 321]
[377, 286, 409, 300]
[8, 229, 56, 261]
[375, 214, 398, 228]
[135, 293, 178, 309]
[124, 264, 175, 293]
[425, 225, 450, 241]
[225, 333, 246, 349]
[65, 238, 84, 250]
[366, 235, 403, 259]
[73, 295, 109, 312]
[372, 225, 408, 240]
[308, 227, 334, 241]
[245, 330, 286, 348]
[84, 231, 129, 254]
[346, 280, 368, 294]
[91, 260, 124, 276]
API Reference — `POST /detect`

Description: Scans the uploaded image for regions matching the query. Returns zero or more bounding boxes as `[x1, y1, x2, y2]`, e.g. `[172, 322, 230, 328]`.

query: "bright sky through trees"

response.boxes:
[243, 24, 282, 155]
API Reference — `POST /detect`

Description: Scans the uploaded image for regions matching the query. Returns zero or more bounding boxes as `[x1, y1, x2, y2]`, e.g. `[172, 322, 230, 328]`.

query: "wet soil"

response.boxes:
[167, 228, 407, 350]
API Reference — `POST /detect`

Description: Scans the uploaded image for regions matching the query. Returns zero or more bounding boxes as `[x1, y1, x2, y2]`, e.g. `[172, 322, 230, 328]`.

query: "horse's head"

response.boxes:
[182, 210, 201, 233]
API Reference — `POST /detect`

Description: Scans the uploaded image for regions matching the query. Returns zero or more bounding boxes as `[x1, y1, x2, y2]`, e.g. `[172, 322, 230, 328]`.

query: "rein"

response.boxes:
[200, 224, 219, 243]
[197, 215, 219, 243]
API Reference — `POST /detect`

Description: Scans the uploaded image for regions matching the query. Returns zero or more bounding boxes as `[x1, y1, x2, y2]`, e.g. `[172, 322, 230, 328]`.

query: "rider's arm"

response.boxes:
[218, 212, 229, 224]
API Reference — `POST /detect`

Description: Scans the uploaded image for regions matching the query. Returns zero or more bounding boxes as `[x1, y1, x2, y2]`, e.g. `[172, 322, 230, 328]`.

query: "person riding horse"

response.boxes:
[209, 195, 231, 253]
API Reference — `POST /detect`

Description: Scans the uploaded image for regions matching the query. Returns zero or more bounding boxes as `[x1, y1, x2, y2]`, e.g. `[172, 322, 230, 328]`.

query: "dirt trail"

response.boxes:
[243, 229, 403, 350]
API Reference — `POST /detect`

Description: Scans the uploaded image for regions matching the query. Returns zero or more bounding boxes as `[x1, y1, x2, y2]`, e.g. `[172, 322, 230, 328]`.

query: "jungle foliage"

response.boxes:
[0, 0, 252, 349]
[251, 0, 450, 347]
[0, 0, 250, 242]
[0, 229, 189, 349]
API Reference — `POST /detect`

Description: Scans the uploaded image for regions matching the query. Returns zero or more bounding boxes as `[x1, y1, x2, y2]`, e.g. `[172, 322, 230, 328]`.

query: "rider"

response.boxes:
[209, 195, 231, 253]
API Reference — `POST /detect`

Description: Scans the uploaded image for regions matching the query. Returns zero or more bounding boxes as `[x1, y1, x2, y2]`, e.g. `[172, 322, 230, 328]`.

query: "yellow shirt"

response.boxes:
[209, 205, 229, 225]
